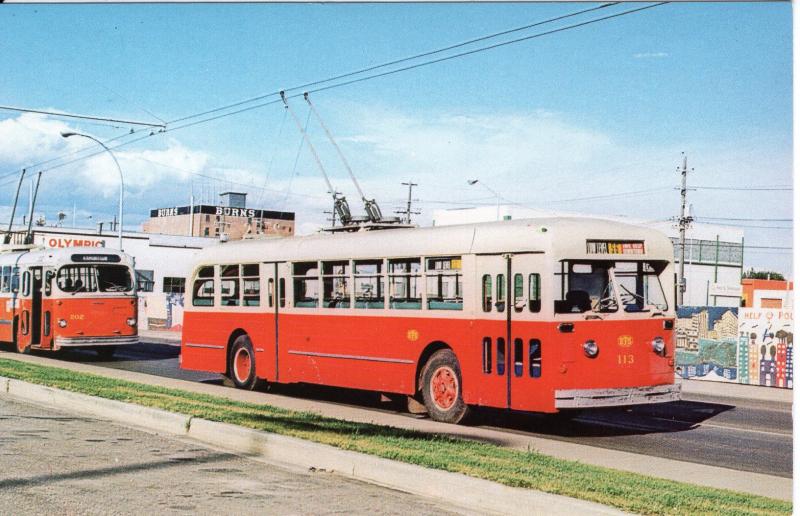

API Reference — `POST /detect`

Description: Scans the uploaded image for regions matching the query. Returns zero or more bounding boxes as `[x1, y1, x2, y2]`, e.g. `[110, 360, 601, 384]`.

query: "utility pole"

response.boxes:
[395, 181, 420, 224]
[677, 153, 693, 306]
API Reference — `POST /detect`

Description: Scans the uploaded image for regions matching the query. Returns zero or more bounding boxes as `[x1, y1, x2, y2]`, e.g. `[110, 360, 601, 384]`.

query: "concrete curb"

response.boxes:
[0, 376, 625, 516]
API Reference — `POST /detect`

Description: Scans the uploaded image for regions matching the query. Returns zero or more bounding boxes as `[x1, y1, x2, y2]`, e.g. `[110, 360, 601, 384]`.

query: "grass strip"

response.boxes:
[0, 357, 790, 516]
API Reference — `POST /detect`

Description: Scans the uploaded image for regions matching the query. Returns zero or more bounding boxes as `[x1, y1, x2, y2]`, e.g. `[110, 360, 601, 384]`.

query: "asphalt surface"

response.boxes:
[45, 341, 793, 479]
[0, 396, 471, 515]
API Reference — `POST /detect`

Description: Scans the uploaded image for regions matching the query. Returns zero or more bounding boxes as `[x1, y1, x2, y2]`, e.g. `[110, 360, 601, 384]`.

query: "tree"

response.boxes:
[742, 268, 785, 281]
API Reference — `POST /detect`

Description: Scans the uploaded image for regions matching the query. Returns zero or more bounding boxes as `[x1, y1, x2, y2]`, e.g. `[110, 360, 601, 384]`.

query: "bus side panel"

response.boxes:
[0, 294, 15, 342]
[461, 319, 508, 408]
[15, 298, 32, 351]
[181, 311, 270, 376]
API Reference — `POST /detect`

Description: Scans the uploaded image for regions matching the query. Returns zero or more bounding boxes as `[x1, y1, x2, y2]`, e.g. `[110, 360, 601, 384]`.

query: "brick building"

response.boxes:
[142, 192, 295, 239]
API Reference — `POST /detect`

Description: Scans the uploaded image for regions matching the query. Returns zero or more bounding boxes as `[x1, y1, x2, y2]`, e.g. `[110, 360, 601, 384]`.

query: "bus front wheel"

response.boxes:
[228, 335, 259, 390]
[420, 349, 469, 424]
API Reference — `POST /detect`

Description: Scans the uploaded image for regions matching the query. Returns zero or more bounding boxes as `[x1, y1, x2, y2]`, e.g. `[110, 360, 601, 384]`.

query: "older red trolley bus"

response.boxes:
[0, 246, 138, 357]
[181, 218, 679, 423]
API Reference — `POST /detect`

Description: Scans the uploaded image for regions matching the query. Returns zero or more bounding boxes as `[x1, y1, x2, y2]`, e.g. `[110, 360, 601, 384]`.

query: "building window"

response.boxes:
[163, 277, 185, 294]
[203, 227, 209, 236]
[135, 270, 155, 292]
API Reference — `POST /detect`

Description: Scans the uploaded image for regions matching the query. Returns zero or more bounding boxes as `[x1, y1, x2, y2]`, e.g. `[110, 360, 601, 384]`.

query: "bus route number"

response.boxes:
[617, 354, 634, 365]
[70, 314, 85, 321]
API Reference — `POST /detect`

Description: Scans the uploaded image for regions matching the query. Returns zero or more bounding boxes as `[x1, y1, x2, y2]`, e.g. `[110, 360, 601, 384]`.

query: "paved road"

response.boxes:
[49, 342, 793, 478]
[0, 397, 471, 515]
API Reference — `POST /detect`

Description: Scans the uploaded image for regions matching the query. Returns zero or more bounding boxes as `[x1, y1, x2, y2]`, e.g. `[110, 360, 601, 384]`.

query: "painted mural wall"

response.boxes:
[675, 306, 793, 388]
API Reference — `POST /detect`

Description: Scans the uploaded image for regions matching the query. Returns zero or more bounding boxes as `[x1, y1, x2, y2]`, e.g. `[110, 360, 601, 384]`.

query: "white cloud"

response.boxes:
[633, 52, 669, 59]
[0, 113, 73, 165]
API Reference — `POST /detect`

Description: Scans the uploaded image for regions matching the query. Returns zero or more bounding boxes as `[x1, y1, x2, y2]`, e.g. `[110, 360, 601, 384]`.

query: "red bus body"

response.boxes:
[0, 246, 138, 353]
[182, 218, 679, 416]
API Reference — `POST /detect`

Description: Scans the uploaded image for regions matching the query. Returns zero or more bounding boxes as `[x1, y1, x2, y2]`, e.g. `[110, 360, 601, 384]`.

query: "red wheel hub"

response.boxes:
[430, 366, 457, 410]
[234, 348, 252, 383]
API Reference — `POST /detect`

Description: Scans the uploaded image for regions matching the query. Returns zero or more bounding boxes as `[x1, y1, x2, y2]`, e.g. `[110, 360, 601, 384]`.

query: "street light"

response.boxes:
[467, 179, 502, 221]
[60, 131, 124, 251]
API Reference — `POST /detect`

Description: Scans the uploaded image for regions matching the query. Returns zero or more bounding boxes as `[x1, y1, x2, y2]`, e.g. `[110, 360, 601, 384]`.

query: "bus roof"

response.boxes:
[189, 217, 674, 270]
[0, 246, 134, 267]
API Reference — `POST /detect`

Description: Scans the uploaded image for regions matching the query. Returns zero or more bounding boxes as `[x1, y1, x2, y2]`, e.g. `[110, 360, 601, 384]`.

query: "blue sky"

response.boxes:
[0, 3, 792, 274]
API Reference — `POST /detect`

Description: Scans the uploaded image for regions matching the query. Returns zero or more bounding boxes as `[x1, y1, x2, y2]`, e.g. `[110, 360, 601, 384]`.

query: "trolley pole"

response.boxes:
[676, 153, 693, 306]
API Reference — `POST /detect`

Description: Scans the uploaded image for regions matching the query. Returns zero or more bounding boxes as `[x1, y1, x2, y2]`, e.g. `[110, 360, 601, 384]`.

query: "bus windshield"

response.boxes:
[57, 265, 134, 293]
[555, 261, 668, 314]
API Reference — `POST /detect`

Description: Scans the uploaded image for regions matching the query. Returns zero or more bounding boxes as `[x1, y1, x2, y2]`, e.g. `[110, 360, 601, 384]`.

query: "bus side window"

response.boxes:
[267, 278, 274, 308]
[496, 337, 505, 375]
[44, 271, 54, 296]
[388, 258, 421, 309]
[293, 262, 319, 308]
[482, 337, 492, 373]
[481, 275, 492, 312]
[354, 260, 384, 309]
[279, 278, 285, 308]
[426, 257, 462, 310]
[11, 267, 20, 293]
[220, 265, 240, 307]
[192, 266, 214, 307]
[22, 271, 30, 297]
[514, 338, 523, 376]
[529, 339, 542, 378]
[513, 274, 524, 312]
[241, 264, 260, 307]
[529, 273, 541, 312]
[1, 266, 10, 293]
[495, 274, 505, 312]
[322, 261, 350, 309]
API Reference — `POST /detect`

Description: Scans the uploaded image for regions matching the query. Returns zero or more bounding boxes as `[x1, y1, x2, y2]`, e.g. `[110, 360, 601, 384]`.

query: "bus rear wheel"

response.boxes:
[228, 335, 259, 390]
[420, 349, 469, 424]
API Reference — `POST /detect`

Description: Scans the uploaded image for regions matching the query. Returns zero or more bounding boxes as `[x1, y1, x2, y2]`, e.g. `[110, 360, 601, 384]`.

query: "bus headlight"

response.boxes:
[652, 337, 666, 356]
[126, 318, 137, 327]
[58, 319, 67, 328]
[583, 340, 599, 358]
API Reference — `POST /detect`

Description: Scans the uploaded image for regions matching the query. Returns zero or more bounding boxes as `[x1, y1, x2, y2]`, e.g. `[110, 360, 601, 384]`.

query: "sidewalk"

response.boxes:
[678, 377, 793, 404]
[0, 350, 791, 501]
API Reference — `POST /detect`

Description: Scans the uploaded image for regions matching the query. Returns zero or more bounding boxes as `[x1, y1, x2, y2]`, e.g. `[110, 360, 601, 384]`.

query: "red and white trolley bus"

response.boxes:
[0, 246, 138, 357]
[181, 218, 679, 423]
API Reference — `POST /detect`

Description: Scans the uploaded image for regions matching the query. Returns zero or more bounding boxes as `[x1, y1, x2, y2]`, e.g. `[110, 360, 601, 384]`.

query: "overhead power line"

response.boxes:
[5, 3, 668, 191]
[167, 2, 621, 126]
[692, 185, 792, 191]
[0, 105, 165, 128]
[696, 216, 792, 222]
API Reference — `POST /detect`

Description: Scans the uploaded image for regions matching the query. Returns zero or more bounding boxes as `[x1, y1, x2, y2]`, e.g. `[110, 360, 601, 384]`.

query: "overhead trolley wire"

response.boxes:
[0, 105, 165, 128]
[7, 3, 667, 189]
[166, 2, 621, 126]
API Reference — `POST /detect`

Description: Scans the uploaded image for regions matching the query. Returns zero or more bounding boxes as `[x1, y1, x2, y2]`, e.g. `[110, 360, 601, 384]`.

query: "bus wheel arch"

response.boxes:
[417, 343, 470, 424]
[226, 330, 259, 390]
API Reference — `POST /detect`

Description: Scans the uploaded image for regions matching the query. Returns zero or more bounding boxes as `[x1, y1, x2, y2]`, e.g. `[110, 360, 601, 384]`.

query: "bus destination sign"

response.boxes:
[586, 240, 645, 255]
[71, 254, 122, 263]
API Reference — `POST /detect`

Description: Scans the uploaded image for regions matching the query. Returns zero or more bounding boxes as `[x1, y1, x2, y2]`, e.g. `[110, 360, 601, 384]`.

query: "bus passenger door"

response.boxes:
[38, 268, 55, 349]
[509, 254, 545, 412]
[474, 255, 512, 409]
[29, 267, 43, 347]
[261, 262, 286, 382]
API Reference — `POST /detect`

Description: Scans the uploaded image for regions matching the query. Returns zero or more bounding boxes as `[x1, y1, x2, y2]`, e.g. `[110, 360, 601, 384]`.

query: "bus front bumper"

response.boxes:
[54, 335, 139, 349]
[555, 384, 681, 409]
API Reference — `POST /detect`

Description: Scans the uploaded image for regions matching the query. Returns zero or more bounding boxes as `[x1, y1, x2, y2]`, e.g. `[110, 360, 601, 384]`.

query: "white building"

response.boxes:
[432, 205, 744, 308]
